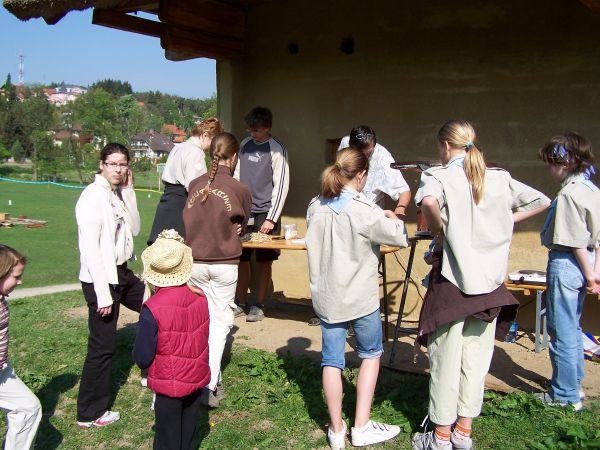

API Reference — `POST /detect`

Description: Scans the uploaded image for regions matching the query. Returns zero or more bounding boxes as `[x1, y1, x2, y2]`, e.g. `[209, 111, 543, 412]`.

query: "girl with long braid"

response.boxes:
[183, 132, 252, 407]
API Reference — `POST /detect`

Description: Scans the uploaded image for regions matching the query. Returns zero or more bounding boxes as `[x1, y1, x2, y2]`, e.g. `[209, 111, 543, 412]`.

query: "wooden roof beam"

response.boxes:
[161, 26, 243, 60]
[580, 0, 600, 10]
[115, 1, 159, 13]
[158, 0, 245, 40]
[164, 50, 207, 61]
[92, 8, 162, 38]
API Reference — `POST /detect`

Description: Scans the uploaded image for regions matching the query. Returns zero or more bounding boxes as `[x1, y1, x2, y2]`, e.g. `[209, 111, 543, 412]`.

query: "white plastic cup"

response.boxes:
[283, 223, 298, 240]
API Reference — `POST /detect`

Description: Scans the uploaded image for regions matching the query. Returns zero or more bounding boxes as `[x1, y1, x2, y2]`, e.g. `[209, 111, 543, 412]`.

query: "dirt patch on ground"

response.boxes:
[224, 298, 600, 399]
[72, 297, 600, 399]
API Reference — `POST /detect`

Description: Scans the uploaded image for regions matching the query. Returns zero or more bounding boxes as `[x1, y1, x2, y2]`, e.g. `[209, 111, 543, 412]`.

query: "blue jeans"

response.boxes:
[546, 250, 591, 403]
[320, 308, 383, 370]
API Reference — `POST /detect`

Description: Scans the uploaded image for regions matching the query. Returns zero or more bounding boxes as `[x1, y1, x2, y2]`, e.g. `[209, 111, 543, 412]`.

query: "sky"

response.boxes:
[0, 7, 217, 99]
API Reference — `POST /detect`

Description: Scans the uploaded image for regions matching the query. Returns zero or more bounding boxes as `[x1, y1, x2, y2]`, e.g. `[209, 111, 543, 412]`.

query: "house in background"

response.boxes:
[43, 83, 87, 106]
[130, 129, 174, 161]
[52, 128, 94, 148]
[161, 123, 187, 143]
[0, 83, 29, 101]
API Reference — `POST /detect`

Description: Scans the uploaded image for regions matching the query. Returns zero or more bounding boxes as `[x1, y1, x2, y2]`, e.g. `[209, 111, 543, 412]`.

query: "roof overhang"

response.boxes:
[3, 0, 253, 60]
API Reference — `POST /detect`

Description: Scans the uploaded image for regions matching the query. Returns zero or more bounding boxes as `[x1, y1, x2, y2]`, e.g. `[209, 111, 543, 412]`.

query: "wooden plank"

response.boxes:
[115, 1, 159, 13]
[161, 26, 243, 60]
[580, 0, 600, 10]
[92, 8, 162, 38]
[164, 50, 207, 61]
[158, 0, 244, 39]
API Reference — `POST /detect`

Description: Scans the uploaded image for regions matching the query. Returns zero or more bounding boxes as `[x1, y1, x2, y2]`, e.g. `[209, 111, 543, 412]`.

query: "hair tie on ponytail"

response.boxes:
[584, 165, 596, 180]
[465, 141, 474, 150]
[552, 144, 568, 160]
[335, 162, 342, 170]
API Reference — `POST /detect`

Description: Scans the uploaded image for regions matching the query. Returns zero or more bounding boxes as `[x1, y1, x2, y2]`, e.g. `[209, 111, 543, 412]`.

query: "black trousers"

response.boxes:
[76, 264, 144, 422]
[147, 182, 187, 245]
[154, 390, 203, 450]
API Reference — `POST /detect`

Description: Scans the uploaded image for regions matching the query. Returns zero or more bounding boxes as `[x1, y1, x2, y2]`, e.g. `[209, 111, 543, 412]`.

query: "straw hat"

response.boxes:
[141, 229, 193, 287]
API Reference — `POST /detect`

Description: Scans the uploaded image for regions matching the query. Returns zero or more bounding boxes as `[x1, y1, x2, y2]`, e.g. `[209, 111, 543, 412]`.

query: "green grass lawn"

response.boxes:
[1, 292, 598, 449]
[0, 181, 160, 287]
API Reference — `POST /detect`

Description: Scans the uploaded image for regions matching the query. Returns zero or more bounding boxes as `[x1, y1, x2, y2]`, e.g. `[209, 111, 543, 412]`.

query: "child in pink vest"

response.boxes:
[133, 230, 210, 450]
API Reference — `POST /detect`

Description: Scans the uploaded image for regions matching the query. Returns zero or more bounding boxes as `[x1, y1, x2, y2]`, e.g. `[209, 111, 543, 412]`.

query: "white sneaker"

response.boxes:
[327, 421, 347, 449]
[351, 420, 400, 447]
[579, 388, 586, 400]
[77, 410, 121, 428]
[450, 432, 473, 450]
[412, 431, 451, 450]
[535, 392, 583, 411]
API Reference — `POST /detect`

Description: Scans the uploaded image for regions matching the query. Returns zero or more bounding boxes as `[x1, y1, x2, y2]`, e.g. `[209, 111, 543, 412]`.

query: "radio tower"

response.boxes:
[18, 54, 25, 85]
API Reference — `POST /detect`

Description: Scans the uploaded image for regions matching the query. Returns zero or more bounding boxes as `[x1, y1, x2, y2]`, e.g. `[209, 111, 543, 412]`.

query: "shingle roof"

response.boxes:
[131, 131, 174, 153]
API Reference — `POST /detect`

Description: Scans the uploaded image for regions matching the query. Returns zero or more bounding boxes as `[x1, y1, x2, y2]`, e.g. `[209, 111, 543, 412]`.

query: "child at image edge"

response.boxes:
[537, 132, 600, 410]
[132, 230, 210, 450]
[305, 148, 408, 449]
[0, 244, 42, 450]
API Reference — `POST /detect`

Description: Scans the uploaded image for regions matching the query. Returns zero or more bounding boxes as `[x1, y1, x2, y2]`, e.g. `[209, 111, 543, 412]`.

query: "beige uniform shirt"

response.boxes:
[540, 173, 600, 251]
[306, 189, 408, 323]
[162, 136, 206, 190]
[415, 159, 550, 295]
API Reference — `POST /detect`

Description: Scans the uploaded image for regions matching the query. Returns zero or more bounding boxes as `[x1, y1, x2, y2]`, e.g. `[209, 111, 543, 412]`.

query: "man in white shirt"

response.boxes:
[338, 125, 411, 219]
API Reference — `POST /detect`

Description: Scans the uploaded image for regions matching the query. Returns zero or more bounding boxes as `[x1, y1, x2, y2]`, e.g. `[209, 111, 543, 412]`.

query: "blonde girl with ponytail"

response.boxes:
[411, 120, 550, 450]
[183, 132, 252, 408]
[306, 148, 408, 448]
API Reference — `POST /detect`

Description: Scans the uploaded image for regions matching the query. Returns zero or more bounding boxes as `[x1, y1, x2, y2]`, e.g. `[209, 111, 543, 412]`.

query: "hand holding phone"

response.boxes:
[122, 168, 134, 188]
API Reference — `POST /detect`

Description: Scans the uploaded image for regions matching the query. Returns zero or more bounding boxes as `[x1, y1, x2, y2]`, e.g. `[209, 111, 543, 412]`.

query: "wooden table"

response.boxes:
[242, 239, 401, 340]
[505, 282, 548, 353]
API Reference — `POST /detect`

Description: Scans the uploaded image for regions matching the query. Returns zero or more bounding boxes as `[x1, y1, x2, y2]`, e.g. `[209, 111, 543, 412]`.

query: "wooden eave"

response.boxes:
[4, 0, 248, 60]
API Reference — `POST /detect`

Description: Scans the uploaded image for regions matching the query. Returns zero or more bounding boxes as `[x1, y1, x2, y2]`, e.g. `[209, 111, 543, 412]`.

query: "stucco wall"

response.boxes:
[217, 0, 600, 333]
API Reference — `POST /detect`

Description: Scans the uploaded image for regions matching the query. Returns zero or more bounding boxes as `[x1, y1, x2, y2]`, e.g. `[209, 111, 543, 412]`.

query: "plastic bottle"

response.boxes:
[505, 321, 518, 343]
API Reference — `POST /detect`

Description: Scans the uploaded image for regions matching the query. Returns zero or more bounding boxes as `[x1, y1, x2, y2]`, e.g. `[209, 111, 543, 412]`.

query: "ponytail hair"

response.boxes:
[437, 119, 486, 204]
[321, 148, 369, 199]
[199, 132, 239, 203]
[0, 244, 27, 280]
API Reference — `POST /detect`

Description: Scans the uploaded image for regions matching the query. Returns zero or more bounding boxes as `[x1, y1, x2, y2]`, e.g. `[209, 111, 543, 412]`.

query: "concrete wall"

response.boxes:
[217, 0, 600, 333]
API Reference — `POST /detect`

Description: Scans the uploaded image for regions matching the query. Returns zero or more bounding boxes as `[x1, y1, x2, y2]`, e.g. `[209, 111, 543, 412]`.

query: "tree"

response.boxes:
[90, 79, 133, 97]
[0, 142, 9, 160]
[202, 94, 217, 119]
[31, 130, 60, 181]
[20, 89, 58, 161]
[1, 74, 18, 109]
[10, 140, 25, 161]
[61, 136, 85, 183]
[71, 88, 118, 143]
[117, 94, 147, 141]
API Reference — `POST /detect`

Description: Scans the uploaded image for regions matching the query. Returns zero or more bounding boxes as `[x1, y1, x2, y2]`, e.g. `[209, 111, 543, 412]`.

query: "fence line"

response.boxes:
[0, 177, 161, 194]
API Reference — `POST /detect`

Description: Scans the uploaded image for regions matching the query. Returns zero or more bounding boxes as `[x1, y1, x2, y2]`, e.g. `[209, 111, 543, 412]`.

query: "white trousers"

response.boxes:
[427, 317, 496, 425]
[0, 361, 42, 450]
[190, 263, 238, 390]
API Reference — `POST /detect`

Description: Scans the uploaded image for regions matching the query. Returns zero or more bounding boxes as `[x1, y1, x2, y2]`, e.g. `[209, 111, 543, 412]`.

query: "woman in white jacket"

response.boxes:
[306, 148, 408, 449]
[75, 143, 145, 428]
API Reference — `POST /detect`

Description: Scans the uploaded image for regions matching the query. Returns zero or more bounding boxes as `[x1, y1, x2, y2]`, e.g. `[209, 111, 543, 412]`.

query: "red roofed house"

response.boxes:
[161, 124, 187, 143]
